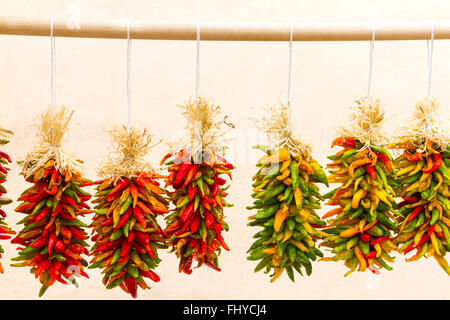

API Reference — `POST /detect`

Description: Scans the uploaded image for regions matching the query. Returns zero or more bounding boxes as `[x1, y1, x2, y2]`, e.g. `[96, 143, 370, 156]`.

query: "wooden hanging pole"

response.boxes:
[1, 17, 450, 41]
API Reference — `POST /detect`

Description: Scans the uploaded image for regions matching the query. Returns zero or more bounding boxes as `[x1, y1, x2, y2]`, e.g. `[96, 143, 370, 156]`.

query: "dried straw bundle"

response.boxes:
[336, 96, 386, 149]
[395, 97, 450, 152]
[169, 96, 232, 156]
[255, 101, 312, 157]
[0, 127, 13, 140]
[98, 124, 157, 182]
[21, 105, 82, 177]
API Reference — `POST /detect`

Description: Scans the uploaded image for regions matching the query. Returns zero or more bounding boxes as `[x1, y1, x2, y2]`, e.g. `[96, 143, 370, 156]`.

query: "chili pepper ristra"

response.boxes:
[163, 97, 234, 274]
[89, 124, 169, 298]
[388, 97, 450, 275]
[11, 106, 93, 296]
[247, 103, 328, 282]
[321, 98, 399, 275]
[0, 127, 15, 273]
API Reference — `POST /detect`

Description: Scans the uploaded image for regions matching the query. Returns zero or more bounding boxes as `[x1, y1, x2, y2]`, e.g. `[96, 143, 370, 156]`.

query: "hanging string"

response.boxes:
[287, 22, 293, 132]
[50, 17, 56, 106]
[195, 23, 201, 100]
[426, 22, 434, 98]
[366, 24, 376, 99]
[126, 20, 132, 129]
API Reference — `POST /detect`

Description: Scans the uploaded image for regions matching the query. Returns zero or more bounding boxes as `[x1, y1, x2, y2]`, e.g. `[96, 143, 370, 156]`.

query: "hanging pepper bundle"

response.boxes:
[247, 103, 328, 282]
[388, 98, 450, 275]
[163, 97, 234, 274]
[321, 98, 399, 275]
[11, 106, 92, 296]
[0, 127, 15, 273]
[90, 124, 168, 298]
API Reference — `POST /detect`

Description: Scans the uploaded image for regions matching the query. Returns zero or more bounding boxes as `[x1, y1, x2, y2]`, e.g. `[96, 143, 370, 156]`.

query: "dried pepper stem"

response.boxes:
[11, 106, 92, 296]
[90, 125, 169, 298]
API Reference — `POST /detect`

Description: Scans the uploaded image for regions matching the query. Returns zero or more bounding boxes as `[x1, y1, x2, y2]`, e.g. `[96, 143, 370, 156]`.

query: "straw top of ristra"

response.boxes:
[97, 123, 155, 181]
[169, 96, 231, 155]
[337, 96, 386, 149]
[21, 105, 82, 177]
[255, 101, 312, 156]
[395, 97, 450, 152]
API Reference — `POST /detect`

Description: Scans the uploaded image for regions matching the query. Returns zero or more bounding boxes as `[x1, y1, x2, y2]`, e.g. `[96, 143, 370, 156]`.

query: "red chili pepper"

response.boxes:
[204, 210, 215, 229]
[60, 195, 77, 207]
[100, 216, 114, 227]
[183, 255, 193, 274]
[132, 207, 146, 227]
[47, 233, 57, 255]
[181, 213, 197, 233]
[106, 179, 130, 202]
[215, 177, 226, 186]
[0, 151, 11, 163]
[190, 215, 201, 233]
[27, 187, 48, 203]
[59, 212, 76, 221]
[408, 205, 424, 222]
[428, 224, 436, 236]
[376, 152, 392, 172]
[364, 164, 376, 180]
[114, 208, 132, 231]
[331, 136, 355, 148]
[123, 277, 137, 298]
[359, 233, 370, 242]
[370, 236, 389, 245]
[34, 206, 51, 223]
[204, 260, 221, 272]
[31, 234, 49, 248]
[92, 239, 122, 254]
[119, 240, 133, 258]
[423, 153, 442, 173]
[134, 231, 150, 245]
[174, 162, 193, 187]
[182, 164, 198, 187]
[187, 185, 197, 202]
[215, 154, 234, 169]
[53, 239, 66, 253]
[404, 195, 420, 203]
[364, 251, 377, 259]
[180, 202, 195, 223]
[69, 227, 85, 240]
[141, 269, 160, 282]
[159, 152, 172, 166]
[211, 182, 219, 197]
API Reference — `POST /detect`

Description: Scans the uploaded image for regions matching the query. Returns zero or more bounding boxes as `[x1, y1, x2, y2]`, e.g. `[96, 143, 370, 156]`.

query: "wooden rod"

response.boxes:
[0, 17, 449, 41]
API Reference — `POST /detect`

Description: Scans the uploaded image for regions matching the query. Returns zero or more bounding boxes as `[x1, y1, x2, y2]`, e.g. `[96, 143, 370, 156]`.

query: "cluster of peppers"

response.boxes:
[89, 173, 169, 298]
[0, 132, 15, 274]
[11, 159, 92, 296]
[247, 146, 329, 282]
[162, 149, 233, 274]
[389, 141, 450, 274]
[321, 137, 399, 275]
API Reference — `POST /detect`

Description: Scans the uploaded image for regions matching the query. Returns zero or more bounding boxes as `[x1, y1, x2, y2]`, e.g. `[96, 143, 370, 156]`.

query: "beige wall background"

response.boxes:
[0, 0, 450, 299]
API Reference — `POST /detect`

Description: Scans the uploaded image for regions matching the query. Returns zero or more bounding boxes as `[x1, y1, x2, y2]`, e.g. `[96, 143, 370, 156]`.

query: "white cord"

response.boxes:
[427, 22, 434, 98]
[127, 20, 132, 129]
[367, 25, 375, 99]
[50, 17, 56, 106]
[287, 22, 294, 130]
[195, 23, 201, 99]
